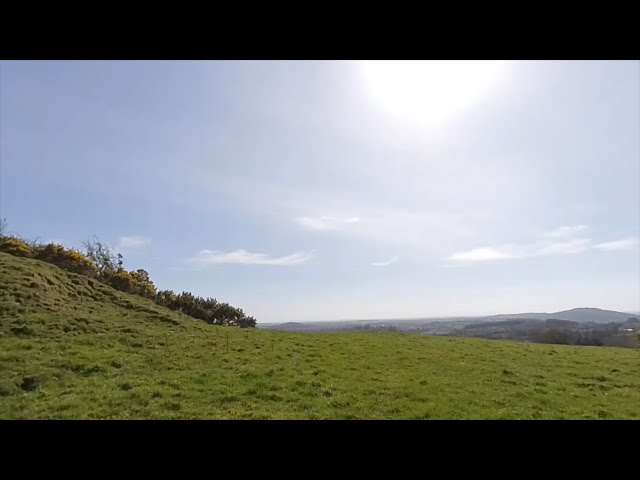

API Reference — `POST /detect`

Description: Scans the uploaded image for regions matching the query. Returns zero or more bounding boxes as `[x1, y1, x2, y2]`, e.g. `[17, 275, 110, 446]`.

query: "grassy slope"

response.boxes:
[1, 252, 638, 419]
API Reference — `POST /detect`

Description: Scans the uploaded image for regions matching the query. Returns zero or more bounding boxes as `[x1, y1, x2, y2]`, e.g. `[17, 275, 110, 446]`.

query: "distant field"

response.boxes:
[1, 252, 639, 419]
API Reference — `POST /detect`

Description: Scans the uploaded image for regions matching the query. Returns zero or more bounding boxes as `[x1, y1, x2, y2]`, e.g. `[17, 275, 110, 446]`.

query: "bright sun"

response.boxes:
[361, 60, 505, 126]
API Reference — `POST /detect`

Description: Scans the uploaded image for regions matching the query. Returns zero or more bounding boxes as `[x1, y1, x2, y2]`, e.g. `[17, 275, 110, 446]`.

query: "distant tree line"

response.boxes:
[455, 317, 639, 349]
[355, 323, 398, 332]
[0, 220, 256, 328]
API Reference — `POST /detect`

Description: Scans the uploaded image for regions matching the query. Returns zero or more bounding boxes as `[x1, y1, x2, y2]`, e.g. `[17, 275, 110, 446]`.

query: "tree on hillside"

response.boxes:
[83, 236, 119, 278]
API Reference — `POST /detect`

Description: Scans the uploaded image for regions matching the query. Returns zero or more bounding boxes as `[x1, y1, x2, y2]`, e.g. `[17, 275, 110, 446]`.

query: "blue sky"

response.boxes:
[1, 60, 638, 322]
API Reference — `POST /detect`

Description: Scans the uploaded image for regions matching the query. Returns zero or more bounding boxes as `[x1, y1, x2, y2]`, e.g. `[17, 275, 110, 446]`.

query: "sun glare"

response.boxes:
[361, 60, 505, 126]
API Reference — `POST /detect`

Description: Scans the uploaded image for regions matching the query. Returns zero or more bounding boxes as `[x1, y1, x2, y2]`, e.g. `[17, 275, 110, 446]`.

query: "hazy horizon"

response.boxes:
[256, 306, 640, 325]
[1, 60, 638, 323]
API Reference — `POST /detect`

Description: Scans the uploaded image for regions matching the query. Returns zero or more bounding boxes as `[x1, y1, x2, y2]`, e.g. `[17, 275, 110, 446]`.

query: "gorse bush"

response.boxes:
[33, 243, 98, 277]
[0, 222, 256, 327]
[129, 269, 157, 299]
[105, 268, 157, 299]
[0, 236, 33, 258]
[105, 269, 140, 294]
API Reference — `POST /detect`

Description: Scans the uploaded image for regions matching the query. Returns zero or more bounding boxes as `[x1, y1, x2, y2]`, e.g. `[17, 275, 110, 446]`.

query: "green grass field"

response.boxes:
[1, 252, 638, 419]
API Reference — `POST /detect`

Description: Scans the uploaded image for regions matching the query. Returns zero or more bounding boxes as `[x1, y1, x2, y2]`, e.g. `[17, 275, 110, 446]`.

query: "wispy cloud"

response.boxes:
[447, 226, 595, 263]
[448, 240, 593, 264]
[448, 225, 640, 264]
[534, 238, 591, 256]
[541, 225, 588, 238]
[448, 247, 517, 263]
[191, 249, 315, 266]
[371, 255, 399, 267]
[116, 235, 151, 252]
[593, 237, 640, 252]
[296, 216, 360, 231]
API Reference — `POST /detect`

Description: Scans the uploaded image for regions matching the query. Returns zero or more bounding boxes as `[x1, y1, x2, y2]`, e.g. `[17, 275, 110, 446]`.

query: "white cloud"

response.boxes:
[116, 235, 151, 252]
[541, 225, 588, 238]
[371, 255, 399, 267]
[448, 247, 517, 263]
[533, 238, 591, 256]
[192, 249, 315, 266]
[448, 227, 595, 264]
[296, 216, 360, 231]
[593, 237, 640, 252]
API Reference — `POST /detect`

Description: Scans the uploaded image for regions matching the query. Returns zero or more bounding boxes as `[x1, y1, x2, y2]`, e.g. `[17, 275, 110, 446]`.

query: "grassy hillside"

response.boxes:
[1, 252, 639, 419]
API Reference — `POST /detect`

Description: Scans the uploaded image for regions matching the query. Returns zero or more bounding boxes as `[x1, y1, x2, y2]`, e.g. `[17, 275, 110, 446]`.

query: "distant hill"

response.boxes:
[551, 308, 635, 323]
[484, 308, 636, 324]
[265, 322, 317, 331]
[263, 308, 637, 332]
[480, 313, 549, 321]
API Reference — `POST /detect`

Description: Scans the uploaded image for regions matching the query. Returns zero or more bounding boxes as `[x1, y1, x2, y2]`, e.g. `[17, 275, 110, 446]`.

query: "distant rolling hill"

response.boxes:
[484, 308, 636, 324]
[262, 308, 637, 332]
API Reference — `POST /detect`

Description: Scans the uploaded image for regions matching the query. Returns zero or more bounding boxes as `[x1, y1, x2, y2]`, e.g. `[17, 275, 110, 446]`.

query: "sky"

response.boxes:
[1, 60, 638, 322]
